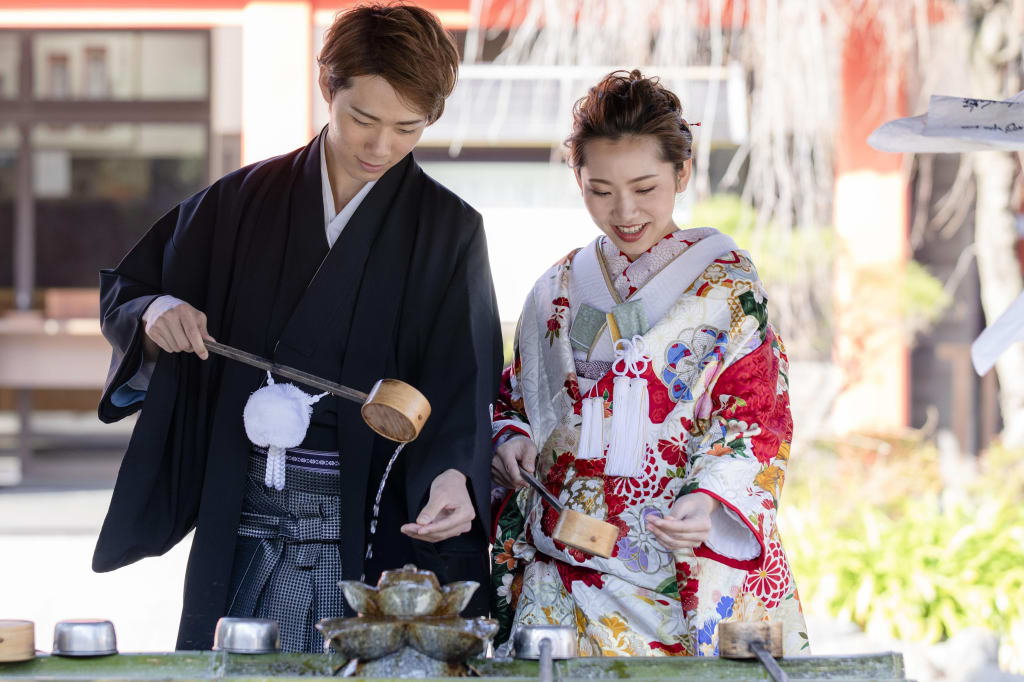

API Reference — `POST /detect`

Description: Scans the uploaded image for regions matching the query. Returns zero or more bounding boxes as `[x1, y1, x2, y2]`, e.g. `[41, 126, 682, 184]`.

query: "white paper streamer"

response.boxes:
[869, 91, 1024, 376]
[972, 290, 1024, 376]
[868, 91, 1024, 153]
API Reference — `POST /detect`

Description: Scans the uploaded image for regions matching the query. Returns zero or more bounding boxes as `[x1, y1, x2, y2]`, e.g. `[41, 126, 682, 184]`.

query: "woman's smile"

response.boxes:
[613, 222, 650, 241]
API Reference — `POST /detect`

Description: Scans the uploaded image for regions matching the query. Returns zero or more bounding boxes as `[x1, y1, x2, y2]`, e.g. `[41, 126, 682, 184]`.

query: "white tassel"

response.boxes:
[275, 450, 286, 490]
[243, 371, 327, 491]
[266, 445, 287, 490]
[577, 396, 605, 459]
[605, 337, 651, 478]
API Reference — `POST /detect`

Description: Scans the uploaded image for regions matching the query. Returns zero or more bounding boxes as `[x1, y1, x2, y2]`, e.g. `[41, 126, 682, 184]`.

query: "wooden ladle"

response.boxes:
[518, 467, 619, 558]
[718, 621, 787, 682]
[205, 340, 430, 443]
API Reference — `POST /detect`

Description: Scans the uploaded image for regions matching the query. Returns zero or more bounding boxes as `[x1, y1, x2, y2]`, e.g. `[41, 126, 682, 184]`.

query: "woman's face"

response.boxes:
[319, 70, 428, 185]
[576, 135, 690, 260]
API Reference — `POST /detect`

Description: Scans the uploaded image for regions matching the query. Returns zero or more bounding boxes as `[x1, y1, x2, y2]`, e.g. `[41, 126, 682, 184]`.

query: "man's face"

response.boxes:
[319, 70, 428, 183]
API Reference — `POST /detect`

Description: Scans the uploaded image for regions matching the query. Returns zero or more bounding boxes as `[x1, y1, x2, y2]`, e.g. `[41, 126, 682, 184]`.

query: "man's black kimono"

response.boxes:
[93, 132, 503, 650]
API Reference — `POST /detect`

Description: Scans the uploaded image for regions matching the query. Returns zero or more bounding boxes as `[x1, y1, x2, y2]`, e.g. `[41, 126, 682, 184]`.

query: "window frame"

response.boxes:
[0, 28, 212, 310]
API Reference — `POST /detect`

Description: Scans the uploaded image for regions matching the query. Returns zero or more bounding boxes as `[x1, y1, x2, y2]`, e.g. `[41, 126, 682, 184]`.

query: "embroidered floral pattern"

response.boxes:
[661, 327, 729, 402]
[776, 442, 791, 461]
[490, 489, 527, 644]
[743, 539, 790, 609]
[545, 296, 571, 345]
[563, 476, 608, 517]
[555, 561, 605, 592]
[606, 450, 661, 507]
[656, 431, 688, 467]
[697, 593, 736, 655]
[614, 506, 672, 574]
[495, 538, 517, 570]
[754, 465, 785, 497]
[704, 263, 727, 284]
[600, 231, 702, 301]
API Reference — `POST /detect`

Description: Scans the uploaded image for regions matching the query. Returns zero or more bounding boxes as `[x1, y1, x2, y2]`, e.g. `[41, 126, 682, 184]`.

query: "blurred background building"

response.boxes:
[0, 0, 1001, 469]
[0, 0, 760, 474]
[1, 1, 1022, 678]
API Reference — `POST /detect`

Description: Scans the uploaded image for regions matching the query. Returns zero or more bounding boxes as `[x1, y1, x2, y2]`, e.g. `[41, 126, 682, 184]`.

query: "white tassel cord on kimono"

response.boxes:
[242, 371, 327, 490]
[601, 336, 652, 478]
[577, 395, 605, 460]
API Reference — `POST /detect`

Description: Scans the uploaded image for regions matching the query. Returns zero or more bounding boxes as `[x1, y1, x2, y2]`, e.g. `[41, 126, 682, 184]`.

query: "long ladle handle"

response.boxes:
[518, 467, 563, 511]
[205, 340, 369, 403]
[751, 644, 789, 682]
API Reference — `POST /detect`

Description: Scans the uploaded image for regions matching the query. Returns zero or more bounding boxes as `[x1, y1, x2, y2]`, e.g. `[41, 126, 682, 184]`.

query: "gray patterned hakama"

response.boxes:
[226, 452, 344, 653]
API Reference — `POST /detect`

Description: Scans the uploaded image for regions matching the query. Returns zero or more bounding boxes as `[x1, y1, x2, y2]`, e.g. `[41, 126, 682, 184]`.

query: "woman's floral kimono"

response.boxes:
[490, 228, 808, 657]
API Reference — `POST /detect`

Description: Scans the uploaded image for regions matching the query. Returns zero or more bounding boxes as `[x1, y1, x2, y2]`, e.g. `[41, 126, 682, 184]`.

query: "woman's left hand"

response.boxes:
[646, 492, 719, 551]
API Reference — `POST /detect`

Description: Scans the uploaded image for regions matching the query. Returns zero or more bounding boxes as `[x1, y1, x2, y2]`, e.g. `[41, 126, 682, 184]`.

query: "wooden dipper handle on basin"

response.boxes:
[360, 379, 431, 443]
[718, 621, 787, 682]
[518, 467, 619, 559]
[0, 620, 35, 662]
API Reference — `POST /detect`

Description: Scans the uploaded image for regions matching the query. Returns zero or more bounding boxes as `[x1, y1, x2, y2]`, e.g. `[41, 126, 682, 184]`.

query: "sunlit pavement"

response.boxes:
[0, 445, 191, 653]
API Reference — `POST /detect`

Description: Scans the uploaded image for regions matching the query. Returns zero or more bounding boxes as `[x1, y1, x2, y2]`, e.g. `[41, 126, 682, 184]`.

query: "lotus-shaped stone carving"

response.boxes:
[317, 564, 497, 673]
[407, 617, 499, 662]
[337, 564, 478, 618]
[316, 616, 498, 662]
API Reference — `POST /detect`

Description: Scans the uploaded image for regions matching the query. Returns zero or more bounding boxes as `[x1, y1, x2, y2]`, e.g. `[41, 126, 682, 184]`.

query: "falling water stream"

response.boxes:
[360, 441, 406, 581]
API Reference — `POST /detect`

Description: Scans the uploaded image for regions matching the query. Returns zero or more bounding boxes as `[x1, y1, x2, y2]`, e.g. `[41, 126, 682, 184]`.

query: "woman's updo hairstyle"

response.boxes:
[566, 69, 694, 173]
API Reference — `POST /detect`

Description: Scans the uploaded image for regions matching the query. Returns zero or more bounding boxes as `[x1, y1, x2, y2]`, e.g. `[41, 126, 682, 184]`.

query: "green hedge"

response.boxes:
[780, 440, 1024, 669]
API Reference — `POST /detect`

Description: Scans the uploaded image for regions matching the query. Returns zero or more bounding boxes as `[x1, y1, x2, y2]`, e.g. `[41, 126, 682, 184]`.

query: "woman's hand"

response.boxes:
[491, 436, 537, 489]
[401, 469, 476, 542]
[646, 492, 719, 551]
[142, 298, 214, 360]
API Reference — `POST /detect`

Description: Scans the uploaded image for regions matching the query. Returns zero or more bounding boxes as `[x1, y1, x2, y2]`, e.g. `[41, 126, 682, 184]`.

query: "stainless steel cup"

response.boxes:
[212, 617, 280, 654]
[51, 620, 118, 657]
[512, 625, 578, 660]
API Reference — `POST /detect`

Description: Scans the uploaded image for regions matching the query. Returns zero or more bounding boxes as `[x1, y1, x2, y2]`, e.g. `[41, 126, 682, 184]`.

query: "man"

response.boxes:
[94, 4, 502, 653]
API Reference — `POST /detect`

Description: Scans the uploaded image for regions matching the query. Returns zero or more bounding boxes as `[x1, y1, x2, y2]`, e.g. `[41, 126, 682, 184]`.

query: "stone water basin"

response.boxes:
[315, 564, 498, 673]
[316, 616, 498, 662]
[0, 651, 910, 680]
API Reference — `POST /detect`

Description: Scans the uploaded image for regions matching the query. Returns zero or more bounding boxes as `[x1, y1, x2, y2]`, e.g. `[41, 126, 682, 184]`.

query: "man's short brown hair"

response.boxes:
[317, 3, 459, 124]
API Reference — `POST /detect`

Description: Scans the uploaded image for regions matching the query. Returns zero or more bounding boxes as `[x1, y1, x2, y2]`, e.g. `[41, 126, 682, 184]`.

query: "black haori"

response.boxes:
[93, 129, 502, 649]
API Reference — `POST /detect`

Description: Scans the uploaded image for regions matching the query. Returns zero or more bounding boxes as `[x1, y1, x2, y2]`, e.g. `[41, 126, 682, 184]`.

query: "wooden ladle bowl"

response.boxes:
[361, 379, 432, 443]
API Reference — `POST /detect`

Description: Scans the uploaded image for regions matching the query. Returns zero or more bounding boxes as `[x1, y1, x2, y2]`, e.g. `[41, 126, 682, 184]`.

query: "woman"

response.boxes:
[489, 70, 807, 657]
